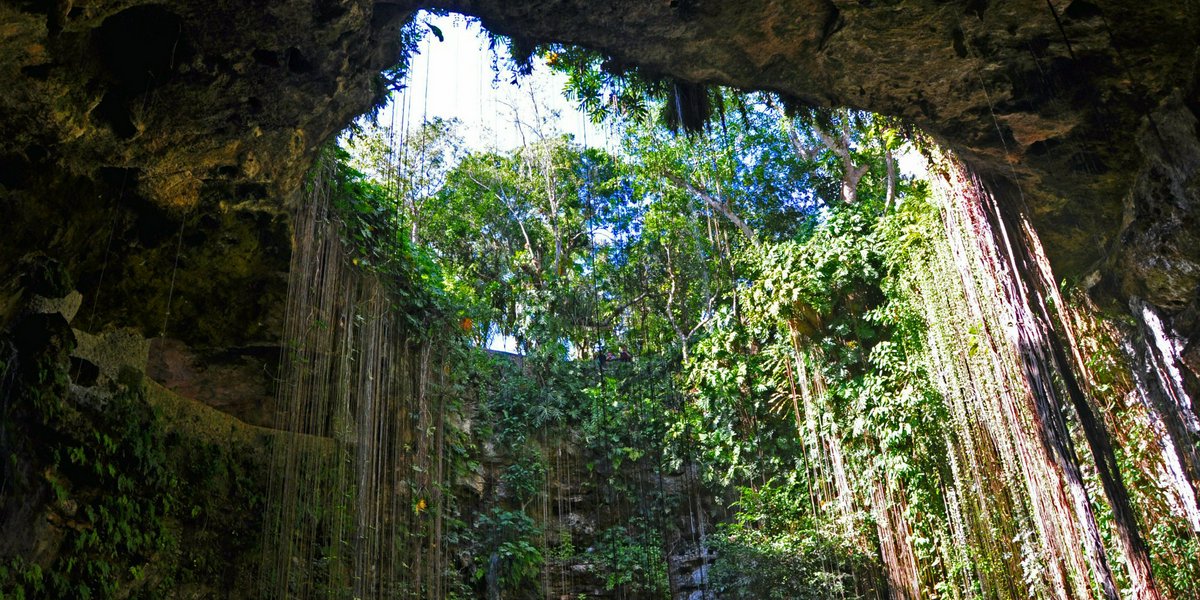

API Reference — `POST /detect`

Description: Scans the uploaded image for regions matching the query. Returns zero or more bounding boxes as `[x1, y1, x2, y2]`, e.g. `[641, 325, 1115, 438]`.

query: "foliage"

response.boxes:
[423, 138, 627, 352]
[501, 454, 547, 507]
[707, 481, 879, 600]
[338, 65, 941, 595]
[337, 45, 1200, 599]
[343, 117, 465, 247]
[470, 508, 544, 593]
[0, 325, 267, 599]
[589, 521, 669, 595]
[320, 145, 452, 333]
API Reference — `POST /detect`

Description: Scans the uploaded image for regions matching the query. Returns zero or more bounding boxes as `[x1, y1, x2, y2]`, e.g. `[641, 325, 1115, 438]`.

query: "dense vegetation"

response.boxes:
[3, 16, 1197, 600]
[319, 32, 1200, 596]
[327, 80, 924, 596]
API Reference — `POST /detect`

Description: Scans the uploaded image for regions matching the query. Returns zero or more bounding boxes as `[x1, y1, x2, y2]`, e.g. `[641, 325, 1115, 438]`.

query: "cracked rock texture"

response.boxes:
[1, 0, 410, 361]
[0, 0, 1197, 374]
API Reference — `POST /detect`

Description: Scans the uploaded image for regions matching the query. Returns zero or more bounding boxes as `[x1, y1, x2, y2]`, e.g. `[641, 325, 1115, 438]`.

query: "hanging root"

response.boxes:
[663, 81, 711, 135]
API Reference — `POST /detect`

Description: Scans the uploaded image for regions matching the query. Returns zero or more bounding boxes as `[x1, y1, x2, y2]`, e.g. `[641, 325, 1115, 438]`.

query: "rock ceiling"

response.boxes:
[1, 0, 1196, 338]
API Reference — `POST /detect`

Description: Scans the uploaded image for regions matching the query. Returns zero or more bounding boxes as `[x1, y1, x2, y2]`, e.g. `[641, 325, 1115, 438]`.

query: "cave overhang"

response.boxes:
[1, 0, 1196, 333]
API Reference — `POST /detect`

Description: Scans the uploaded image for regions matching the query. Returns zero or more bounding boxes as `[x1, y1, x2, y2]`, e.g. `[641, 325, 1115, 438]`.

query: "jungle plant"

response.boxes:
[471, 508, 544, 594]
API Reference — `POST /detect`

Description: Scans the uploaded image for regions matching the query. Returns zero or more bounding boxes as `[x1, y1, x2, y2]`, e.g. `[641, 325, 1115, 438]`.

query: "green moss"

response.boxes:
[18, 255, 74, 299]
[0, 319, 273, 599]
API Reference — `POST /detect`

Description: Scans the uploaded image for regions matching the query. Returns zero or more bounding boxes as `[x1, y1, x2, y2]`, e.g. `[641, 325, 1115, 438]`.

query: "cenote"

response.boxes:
[1, 2, 1198, 599]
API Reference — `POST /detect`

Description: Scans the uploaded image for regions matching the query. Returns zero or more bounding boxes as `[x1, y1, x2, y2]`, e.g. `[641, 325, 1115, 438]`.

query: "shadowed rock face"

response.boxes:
[445, 0, 1198, 312]
[1, 0, 409, 211]
[1, 0, 410, 352]
[0, 0, 1196, 348]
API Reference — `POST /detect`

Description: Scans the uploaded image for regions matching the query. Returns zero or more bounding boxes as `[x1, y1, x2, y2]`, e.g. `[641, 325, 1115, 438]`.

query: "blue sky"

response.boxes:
[376, 13, 612, 153]
[365, 12, 925, 353]
[371, 11, 924, 172]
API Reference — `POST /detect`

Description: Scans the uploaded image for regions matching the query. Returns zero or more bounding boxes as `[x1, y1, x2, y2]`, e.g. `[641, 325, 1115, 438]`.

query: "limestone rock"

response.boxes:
[0, 0, 1196, 396]
[71, 327, 150, 382]
[26, 290, 82, 322]
[145, 337, 278, 427]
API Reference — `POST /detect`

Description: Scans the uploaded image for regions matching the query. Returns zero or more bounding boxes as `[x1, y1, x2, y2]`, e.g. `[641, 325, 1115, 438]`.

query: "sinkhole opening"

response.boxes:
[335, 12, 931, 356]
[256, 11, 1200, 600]
[263, 11, 946, 600]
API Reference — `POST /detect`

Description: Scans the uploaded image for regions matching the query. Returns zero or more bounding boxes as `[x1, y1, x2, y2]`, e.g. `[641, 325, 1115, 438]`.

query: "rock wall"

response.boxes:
[0, 270, 278, 597]
[2, 0, 1197, 394]
[0, 1, 1197, 594]
[471, 430, 725, 600]
[1, 0, 409, 412]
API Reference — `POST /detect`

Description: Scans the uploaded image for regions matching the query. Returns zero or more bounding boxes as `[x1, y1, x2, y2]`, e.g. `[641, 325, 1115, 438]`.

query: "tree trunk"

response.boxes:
[884, 147, 897, 211]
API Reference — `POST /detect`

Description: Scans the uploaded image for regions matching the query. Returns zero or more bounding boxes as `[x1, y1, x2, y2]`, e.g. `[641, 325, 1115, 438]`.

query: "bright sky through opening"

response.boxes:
[363, 12, 927, 354]
[378, 13, 611, 153]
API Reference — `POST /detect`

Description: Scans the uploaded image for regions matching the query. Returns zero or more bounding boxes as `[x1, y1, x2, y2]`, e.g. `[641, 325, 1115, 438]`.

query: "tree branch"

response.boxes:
[662, 171, 760, 248]
[811, 119, 866, 204]
[884, 146, 897, 212]
[468, 172, 543, 276]
[783, 120, 820, 162]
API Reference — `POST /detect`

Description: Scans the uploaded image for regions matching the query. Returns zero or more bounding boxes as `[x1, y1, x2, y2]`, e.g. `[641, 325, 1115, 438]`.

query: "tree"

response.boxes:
[344, 117, 464, 244]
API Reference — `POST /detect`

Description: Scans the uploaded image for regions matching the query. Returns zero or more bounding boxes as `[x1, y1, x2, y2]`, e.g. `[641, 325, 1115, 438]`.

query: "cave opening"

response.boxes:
[251, 10, 1197, 600]
[0, 1, 1198, 598]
